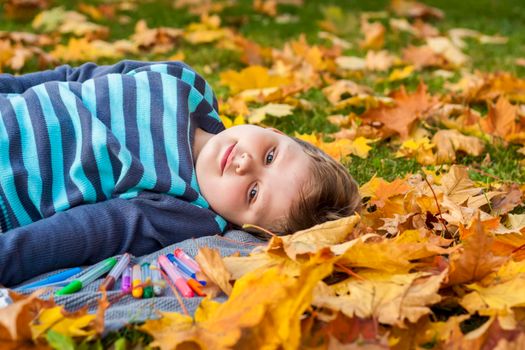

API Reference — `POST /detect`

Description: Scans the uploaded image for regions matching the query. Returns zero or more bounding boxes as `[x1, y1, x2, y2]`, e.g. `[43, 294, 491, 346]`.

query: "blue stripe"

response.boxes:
[11, 95, 43, 217]
[107, 75, 133, 191]
[160, 73, 183, 195]
[45, 83, 84, 207]
[146, 73, 171, 193]
[204, 83, 214, 109]
[0, 187, 12, 231]
[188, 88, 204, 113]
[214, 215, 227, 231]
[24, 89, 54, 217]
[0, 107, 32, 225]
[33, 85, 70, 212]
[181, 68, 195, 86]
[58, 84, 97, 202]
[149, 64, 168, 75]
[134, 72, 156, 190]
[82, 79, 115, 198]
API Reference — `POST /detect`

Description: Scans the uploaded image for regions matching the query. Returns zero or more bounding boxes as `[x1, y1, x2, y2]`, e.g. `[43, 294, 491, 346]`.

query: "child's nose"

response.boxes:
[235, 153, 253, 175]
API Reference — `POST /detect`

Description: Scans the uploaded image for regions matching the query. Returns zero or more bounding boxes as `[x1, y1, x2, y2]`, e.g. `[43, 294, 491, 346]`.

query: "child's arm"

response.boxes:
[0, 192, 223, 287]
[0, 60, 192, 94]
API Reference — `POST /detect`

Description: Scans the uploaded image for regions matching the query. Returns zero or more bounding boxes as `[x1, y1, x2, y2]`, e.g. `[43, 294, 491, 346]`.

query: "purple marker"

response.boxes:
[121, 265, 132, 294]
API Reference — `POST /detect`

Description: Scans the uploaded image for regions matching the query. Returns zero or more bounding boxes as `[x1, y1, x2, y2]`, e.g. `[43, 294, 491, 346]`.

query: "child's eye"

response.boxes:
[248, 184, 258, 202]
[265, 149, 275, 164]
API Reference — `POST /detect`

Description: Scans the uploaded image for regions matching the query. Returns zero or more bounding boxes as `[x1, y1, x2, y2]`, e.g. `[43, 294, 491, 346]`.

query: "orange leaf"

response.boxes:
[359, 82, 439, 139]
[448, 213, 508, 285]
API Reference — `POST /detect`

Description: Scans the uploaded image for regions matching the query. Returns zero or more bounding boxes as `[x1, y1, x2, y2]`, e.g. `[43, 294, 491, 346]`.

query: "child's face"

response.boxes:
[195, 125, 311, 230]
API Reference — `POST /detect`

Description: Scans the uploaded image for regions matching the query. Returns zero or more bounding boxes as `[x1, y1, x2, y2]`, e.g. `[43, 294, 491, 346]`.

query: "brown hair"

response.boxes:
[265, 136, 361, 236]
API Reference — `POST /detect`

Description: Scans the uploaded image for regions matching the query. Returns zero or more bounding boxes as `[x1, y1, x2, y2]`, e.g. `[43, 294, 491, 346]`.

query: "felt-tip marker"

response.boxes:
[150, 260, 165, 296]
[173, 248, 200, 272]
[99, 253, 130, 291]
[142, 262, 153, 298]
[56, 258, 116, 296]
[158, 255, 194, 297]
[16, 267, 82, 291]
[167, 253, 196, 278]
[132, 264, 143, 298]
[121, 266, 132, 294]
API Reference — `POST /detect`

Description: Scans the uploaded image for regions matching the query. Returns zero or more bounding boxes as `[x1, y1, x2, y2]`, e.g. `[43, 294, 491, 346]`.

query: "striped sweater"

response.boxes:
[0, 60, 227, 286]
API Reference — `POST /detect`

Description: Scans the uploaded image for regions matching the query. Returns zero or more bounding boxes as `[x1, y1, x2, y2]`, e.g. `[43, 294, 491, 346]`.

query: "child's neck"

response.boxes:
[193, 127, 214, 164]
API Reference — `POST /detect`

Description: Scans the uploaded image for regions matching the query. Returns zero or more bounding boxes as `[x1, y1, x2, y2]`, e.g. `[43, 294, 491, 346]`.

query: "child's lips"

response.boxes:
[221, 143, 236, 174]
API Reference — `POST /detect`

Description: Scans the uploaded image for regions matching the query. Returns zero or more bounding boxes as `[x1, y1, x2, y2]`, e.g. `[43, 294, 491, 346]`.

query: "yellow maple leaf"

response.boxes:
[314, 270, 446, 327]
[267, 215, 361, 260]
[219, 115, 245, 128]
[219, 65, 292, 94]
[195, 247, 233, 297]
[461, 276, 525, 316]
[141, 259, 333, 350]
[31, 306, 97, 339]
[395, 137, 435, 165]
[50, 37, 125, 62]
[388, 65, 415, 81]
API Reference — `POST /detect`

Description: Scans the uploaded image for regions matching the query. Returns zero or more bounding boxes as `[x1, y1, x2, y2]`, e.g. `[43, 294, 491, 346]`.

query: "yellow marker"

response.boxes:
[132, 264, 143, 298]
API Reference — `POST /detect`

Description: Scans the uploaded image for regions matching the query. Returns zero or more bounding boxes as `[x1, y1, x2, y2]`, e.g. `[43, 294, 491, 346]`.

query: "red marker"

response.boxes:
[158, 255, 194, 297]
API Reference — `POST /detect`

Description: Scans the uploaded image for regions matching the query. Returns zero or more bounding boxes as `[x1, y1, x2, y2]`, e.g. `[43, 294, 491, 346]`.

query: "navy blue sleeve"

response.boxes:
[0, 192, 223, 287]
[0, 60, 192, 94]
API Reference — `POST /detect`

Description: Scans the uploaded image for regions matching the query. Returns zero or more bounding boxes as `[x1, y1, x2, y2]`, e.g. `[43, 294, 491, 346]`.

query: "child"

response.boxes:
[0, 60, 360, 286]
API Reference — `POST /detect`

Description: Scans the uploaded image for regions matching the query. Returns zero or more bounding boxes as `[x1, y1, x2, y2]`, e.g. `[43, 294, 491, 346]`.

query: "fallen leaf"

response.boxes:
[448, 213, 508, 285]
[440, 165, 481, 205]
[195, 247, 233, 297]
[481, 96, 520, 139]
[359, 82, 439, 139]
[268, 215, 361, 260]
[432, 129, 485, 163]
[314, 270, 446, 327]
[247, 103, 295, 124]
[220, 65, 292, 94]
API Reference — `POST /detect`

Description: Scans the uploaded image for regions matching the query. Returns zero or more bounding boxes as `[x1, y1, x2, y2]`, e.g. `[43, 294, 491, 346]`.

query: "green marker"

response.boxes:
[55, 257, 117, 296]
[142, 262, 153, 298]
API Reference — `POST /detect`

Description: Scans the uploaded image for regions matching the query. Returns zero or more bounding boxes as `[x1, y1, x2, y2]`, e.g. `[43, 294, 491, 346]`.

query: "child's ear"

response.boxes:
[267, 127, 285, 135]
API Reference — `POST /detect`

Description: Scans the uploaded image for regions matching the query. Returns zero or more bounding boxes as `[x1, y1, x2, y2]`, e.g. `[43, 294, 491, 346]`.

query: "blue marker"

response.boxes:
[167, 253, 196, 278]
[16, 267, 83, 290]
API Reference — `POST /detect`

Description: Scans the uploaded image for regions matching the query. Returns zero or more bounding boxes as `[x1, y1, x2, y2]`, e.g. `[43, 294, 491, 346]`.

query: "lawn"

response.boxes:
[1, 0, 525, 348]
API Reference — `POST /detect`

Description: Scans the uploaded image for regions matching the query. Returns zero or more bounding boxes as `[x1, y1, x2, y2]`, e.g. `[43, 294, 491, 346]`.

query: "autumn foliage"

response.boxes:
[1, 0, 525, 348]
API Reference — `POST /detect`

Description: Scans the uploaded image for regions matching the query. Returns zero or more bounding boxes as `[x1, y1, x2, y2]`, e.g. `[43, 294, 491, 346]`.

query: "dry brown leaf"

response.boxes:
[440, 165, 481, 205]
[448, 213, 508, 285]
[391, 0, 444, 19]
[269, 215, 361, 260]
[481, 96, 520, 139]
[403, 45, 445, 69]
[491, 183, 523, 215]
[360, 20, 385, 49]
[314, 270, 446, 327]
[359, 82, 439, 139]
[195, 247, 233, 297]
[0, 290, 54, 344]
[432, 129, 485, 163]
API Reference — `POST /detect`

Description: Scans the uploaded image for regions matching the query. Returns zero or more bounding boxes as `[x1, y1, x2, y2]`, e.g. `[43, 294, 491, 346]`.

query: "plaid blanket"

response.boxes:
[13, 230, 264, 333]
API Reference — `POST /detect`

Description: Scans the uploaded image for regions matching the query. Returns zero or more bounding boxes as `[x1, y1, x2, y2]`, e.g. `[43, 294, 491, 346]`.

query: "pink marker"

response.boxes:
[158, 255, 194, 297]
[173, 248, 200, 272]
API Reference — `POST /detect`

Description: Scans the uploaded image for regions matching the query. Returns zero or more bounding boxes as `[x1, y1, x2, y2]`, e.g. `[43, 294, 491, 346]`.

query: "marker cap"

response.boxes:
[55, 280, 82, 296]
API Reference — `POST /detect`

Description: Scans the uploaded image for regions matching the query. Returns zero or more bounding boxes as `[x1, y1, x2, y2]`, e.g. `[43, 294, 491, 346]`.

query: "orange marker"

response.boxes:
[187, 278, 206, 297]
[132, 264, 143, 298]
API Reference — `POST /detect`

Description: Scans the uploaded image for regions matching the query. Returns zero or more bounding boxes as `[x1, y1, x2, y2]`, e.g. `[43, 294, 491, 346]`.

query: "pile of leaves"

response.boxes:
[1, 0, 525, 348]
